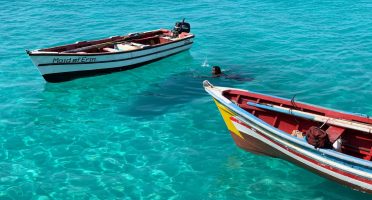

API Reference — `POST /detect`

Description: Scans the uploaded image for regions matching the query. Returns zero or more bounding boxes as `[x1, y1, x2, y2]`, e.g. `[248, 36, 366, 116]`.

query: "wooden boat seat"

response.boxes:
[341, 144, 372, 160]
[326, 126, 345, 143]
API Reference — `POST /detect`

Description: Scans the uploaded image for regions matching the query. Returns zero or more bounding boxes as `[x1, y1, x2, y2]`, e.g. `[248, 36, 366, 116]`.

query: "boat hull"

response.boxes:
[205, 85, 372, 193]
[28, 38, 193, 82]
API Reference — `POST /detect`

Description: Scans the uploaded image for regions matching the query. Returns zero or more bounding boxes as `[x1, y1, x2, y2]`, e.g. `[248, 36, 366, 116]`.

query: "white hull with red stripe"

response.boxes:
[203, 80, 372, 193]
[231, 116, 372, 192]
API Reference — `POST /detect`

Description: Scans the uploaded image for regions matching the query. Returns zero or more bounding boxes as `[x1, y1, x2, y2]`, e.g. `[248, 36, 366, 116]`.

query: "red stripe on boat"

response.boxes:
[230, 117, 372, 185]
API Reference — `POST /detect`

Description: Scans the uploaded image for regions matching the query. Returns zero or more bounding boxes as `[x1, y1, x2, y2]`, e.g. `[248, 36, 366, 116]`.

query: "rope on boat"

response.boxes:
[290, 95, 300, 124]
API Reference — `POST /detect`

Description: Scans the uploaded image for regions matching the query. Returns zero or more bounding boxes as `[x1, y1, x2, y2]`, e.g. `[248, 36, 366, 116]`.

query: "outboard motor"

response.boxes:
[172, 19, 191, 37]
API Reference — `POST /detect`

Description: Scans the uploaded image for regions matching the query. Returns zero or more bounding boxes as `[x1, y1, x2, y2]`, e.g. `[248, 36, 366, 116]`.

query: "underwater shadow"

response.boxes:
[118, 68, 254, 119]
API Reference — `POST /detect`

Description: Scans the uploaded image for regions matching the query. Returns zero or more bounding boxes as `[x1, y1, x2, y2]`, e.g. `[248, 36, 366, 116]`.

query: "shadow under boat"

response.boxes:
[118, 69, 254, 119]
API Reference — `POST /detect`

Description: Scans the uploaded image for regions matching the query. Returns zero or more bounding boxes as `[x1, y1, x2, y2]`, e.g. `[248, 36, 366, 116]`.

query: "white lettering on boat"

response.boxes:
[81, 57, 96, 63]
[52, 57, 97, 64]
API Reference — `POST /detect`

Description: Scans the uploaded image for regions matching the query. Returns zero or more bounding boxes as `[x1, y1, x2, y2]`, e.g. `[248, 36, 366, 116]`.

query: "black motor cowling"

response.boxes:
[172, 19, 191, 36]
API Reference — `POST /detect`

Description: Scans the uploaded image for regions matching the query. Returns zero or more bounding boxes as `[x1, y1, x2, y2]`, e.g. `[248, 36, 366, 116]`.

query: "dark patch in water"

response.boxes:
[119, 68, 254, 119]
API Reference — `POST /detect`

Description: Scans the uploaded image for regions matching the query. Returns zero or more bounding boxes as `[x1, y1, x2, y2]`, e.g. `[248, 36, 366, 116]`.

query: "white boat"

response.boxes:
[26, 20, 194, 82]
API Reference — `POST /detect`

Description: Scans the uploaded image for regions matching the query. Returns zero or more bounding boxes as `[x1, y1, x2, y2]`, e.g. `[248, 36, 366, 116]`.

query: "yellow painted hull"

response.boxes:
[213, 99, 243, 139]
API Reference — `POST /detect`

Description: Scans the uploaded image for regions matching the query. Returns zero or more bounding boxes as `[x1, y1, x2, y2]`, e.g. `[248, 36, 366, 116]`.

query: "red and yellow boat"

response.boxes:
[203, 80, 372, 193]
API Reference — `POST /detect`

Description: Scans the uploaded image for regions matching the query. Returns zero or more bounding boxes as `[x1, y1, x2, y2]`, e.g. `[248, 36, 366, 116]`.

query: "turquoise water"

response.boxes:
[1, 0, 371, 199]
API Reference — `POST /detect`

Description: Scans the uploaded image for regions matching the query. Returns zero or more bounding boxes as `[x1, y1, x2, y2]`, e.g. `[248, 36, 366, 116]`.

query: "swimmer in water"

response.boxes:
[212, 66, 223, 77]
[211, 66, 253, 81]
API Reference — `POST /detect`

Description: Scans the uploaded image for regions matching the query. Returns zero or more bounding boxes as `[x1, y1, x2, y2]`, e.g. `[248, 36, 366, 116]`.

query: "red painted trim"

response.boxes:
[28, 34, 195, 56]
[225, 89, 372, 125]
[230, 117, 372, 185]
[37, 42, 193, 66]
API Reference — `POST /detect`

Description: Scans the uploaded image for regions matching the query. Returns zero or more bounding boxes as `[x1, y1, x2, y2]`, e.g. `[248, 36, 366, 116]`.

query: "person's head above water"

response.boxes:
[212, 66, 222, 75]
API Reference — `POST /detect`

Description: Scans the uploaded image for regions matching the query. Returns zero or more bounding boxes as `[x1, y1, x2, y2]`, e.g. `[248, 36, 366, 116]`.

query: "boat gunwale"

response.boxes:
[204, 84, 372, 169]
[27, 32, 195, 57]
[230, 115, 372, 192]
[231, 114, 372, 175]
[36, 42, 194, 67]
[222, 88, 372, 125]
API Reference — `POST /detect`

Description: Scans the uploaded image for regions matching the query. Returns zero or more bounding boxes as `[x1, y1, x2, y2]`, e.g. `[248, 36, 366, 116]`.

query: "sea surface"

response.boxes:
[0, 0, 371, 199]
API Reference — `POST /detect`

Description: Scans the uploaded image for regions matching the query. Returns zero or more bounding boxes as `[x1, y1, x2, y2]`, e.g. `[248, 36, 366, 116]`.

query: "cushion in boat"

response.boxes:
[130, 42, 151, 48]
[102, 47, 119, 52]
[115, 44, 140, 51]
